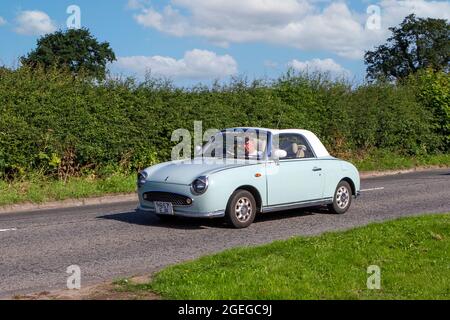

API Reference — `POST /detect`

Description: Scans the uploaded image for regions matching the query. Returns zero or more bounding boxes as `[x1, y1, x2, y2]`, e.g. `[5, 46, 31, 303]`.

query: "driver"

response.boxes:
[244, 137, 259, 157]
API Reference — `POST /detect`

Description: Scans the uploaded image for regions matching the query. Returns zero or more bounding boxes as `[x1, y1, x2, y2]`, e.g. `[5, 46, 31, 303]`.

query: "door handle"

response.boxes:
[312, 167, 322, 172]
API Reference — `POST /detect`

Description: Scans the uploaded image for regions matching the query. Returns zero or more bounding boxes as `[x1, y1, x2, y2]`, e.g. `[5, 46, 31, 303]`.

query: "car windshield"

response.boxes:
[201, 130, 268, 160]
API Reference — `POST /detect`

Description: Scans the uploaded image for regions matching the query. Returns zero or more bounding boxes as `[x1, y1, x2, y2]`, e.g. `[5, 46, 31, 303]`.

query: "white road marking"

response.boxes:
[0, 228, 17, 232]
[360, 187, 385, 192]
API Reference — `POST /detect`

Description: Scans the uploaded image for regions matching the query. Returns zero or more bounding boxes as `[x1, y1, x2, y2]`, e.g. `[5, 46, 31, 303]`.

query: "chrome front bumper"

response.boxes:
[136, 205, 225, 218]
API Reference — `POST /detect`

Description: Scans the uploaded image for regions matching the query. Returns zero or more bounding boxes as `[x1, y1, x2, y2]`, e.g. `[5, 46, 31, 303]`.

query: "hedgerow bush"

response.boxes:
[407, 69, 450, 149]
[0, 66, 447, 179]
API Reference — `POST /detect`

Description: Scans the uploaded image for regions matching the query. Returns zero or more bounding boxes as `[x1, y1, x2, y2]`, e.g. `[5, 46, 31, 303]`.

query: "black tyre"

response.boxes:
[328, 180, 352, 214]
[225, 190, 256, 228]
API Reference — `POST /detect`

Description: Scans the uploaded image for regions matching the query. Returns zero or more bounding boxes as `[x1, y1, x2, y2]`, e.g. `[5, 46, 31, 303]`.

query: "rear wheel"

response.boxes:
[225, 190, 256, 228]
[328, 180, 352, 214]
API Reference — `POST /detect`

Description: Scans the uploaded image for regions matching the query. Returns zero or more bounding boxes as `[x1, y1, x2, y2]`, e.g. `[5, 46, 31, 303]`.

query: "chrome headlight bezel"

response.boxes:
[190, 176, 209, 195]
[137, 171, 148, 188]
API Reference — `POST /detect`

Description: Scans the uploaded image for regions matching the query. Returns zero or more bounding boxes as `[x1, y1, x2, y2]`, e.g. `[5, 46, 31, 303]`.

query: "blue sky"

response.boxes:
[0, 0, 449, 85]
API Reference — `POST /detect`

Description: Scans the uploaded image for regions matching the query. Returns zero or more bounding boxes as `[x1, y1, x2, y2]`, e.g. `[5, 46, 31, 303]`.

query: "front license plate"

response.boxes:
[154, 202, 174, 215]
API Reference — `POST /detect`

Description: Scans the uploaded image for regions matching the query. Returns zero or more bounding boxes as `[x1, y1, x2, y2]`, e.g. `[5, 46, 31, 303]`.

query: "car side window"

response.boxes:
[274, 134, 315, 159]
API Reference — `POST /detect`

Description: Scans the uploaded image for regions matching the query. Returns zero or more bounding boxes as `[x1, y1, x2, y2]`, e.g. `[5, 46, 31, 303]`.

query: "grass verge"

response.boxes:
[115, 214, 450, 300]
[0, 152, 449, 207]
[0, 173, 135, 206]
[349, 151, 450, 172]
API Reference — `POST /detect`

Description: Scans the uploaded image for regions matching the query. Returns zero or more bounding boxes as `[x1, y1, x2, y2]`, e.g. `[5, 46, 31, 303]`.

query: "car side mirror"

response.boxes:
[273, 149, 287, 160]
[194, 145, 203, 156]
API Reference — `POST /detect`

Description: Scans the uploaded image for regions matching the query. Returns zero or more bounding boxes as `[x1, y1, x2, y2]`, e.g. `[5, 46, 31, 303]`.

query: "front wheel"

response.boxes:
[225, 190, 256, 228]
[328, 180, 352, 214]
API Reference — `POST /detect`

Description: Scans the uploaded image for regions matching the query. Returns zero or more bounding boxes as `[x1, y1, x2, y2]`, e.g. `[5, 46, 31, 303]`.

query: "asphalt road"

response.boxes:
[1, 169, 449, 298]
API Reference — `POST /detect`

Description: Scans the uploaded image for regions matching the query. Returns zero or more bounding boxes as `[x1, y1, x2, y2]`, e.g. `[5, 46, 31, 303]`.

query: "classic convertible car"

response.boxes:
[137, 128, 360, 228]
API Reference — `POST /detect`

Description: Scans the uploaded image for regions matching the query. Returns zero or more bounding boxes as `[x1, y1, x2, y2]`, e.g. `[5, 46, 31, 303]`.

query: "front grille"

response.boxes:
[143, 192, 192, 206]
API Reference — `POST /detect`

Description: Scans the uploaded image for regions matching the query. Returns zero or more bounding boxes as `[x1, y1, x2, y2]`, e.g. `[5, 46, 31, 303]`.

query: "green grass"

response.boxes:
[0, 152, 448, 207]
[115, 214, 450, 300]
[0, 173, 136, 206]
[350, 151, 450, 172]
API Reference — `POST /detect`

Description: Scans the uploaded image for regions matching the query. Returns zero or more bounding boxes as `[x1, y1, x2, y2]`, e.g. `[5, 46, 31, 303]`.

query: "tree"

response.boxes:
[0, 66, 11, 75]
[21, 28, 116, 79]
[365, 14, 450, 82]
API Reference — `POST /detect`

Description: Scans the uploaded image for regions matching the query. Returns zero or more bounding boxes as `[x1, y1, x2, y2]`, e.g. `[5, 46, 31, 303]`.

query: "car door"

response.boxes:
[266, 133, 325, 206]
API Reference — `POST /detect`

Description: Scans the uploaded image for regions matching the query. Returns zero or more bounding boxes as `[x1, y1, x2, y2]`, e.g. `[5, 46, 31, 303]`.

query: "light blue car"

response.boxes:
[137, 128, 360, 228]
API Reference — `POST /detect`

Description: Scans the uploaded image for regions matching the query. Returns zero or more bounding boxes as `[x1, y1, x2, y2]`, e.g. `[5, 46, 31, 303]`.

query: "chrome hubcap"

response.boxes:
[235, 197, 253, 222]
[336, 186, 350, 209]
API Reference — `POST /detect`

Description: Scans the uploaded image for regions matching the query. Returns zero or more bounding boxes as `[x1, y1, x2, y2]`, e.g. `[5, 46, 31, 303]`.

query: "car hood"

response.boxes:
[143, 158, 258, 185]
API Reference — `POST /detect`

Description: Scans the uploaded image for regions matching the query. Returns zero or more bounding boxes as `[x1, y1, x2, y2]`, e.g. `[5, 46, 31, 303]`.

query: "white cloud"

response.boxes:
[15, 10, 57, 36]
[127, 0, 150, 10]
[264, 60, 279, 69]
[127, 0, 142, 9]
[116, 49, 238, 80]
[380, 0, 450, 28]
[288, 58, 350, 76]
[0, 17, 6, 26]
[130, 0, 450, 60]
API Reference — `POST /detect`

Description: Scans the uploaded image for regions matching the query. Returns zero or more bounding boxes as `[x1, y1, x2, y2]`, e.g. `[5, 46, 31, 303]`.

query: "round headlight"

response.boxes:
[191, 176, 209, 195]
[137, 171, 148, 188]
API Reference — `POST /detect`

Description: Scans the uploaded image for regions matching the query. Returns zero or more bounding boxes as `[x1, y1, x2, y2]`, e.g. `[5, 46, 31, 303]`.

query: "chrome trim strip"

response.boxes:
[146, 181, 190, 186]
[143, 201, 194, 207]
[262, 198, 333, 213]
[137, 206, 225, 218]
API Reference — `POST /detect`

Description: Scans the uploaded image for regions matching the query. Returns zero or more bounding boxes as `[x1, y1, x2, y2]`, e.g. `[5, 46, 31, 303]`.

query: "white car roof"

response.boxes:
[226, 127, 330, 158]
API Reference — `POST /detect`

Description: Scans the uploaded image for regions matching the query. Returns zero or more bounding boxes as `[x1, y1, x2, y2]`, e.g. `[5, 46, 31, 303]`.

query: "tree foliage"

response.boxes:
[20, 28, 116, 79]
[365, 14, 450, 81]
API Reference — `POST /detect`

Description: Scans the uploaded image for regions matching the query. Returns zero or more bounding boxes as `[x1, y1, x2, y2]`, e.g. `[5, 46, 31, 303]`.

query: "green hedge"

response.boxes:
[0, 67, 448, 179]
